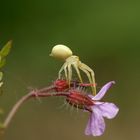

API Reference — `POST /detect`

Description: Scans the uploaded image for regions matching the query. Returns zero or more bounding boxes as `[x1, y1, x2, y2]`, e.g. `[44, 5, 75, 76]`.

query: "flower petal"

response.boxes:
[97, 102, 119, 119]
[85, 114, 92, 135]
[85, 107, 105, 136]
[93, 81, 115, 100]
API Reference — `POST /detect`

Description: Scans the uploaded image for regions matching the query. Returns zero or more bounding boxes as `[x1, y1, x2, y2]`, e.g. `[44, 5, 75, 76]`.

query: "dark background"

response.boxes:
[0, 0, 140, 140]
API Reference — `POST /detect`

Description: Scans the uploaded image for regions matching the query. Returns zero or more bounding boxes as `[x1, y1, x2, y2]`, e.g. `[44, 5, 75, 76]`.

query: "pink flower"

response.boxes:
[53, 79, 119, 136]
[85, 81, 119, 136]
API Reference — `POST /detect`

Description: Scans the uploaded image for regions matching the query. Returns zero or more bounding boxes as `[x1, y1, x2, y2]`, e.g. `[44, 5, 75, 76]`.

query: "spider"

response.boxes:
[50, 44, 96, 95]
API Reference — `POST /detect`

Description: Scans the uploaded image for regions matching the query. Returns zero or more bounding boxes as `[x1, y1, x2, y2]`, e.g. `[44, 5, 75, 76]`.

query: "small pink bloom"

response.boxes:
[85, 81, 119, 136]
[54, 80, 119, 136]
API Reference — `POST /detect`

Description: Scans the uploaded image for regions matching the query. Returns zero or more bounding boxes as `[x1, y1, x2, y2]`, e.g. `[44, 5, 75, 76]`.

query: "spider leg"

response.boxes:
[79, 66, 95, 94]
[63, 64, 68, 80]
[79, 63, 96, 95]
[58, 63, 66, 79]
[73, 63, 83, 83]
[67, 63, 72, 86]
[80, 63, 96, 85]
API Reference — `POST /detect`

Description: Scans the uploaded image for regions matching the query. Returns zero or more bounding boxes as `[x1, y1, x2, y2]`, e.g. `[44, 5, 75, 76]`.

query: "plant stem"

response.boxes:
[3, 92, 32, 128]
[2, 86, 65, 129]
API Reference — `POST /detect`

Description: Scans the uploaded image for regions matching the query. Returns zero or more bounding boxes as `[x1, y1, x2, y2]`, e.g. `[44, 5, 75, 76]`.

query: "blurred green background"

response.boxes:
[0, 0, 140, 140]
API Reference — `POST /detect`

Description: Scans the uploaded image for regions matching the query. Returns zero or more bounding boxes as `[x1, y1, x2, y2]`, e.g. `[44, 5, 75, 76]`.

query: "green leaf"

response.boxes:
[0, 40, 12, 89]
[0, 59, 6, 69]
[0, 40, 12, 58]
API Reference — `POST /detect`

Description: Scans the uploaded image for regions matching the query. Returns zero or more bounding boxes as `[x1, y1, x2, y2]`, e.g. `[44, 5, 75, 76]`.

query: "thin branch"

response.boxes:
[3, 92, 32, 128]
[2, 86, 67, 129]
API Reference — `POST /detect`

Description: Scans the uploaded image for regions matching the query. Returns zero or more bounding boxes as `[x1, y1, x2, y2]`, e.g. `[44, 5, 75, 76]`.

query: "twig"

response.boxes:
[3, 92, 33, 128]
[2, 86, 67, 129]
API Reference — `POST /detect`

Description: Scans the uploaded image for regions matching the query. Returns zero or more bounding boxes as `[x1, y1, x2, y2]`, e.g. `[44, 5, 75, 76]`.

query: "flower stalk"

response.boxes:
[1, 84, 65, 131]
[0, 79, 119, 137]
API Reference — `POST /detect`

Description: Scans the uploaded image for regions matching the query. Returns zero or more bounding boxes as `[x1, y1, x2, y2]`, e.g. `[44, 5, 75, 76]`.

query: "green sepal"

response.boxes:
[0, 40, 12, 58]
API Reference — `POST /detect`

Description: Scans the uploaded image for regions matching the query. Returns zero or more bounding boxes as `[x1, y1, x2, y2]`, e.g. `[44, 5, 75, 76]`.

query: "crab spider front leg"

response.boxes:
[81, 63, 96, 85]
[63, 64, 68, 80]
[79, 63, 96, 95]
[67, 63, 72, 86]
[58, 63, 65, 79]
[58, 63, 68, 79]
[73, 63, 83, 83]
[79, 66, 95, 95]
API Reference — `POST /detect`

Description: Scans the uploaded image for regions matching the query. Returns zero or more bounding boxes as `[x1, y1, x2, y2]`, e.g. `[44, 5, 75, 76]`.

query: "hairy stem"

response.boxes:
[2, 86, 67, 129]
[3, 92, 32, 128]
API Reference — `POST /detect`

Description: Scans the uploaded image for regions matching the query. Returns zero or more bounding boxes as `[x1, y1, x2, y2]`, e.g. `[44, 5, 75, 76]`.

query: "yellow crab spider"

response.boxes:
[50, 44, 96, 95]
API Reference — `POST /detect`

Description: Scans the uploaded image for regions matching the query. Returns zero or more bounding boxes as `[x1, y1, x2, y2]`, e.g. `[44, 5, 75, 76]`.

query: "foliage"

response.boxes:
[0, 40, 12, 131]
[0, 40, 12, 88]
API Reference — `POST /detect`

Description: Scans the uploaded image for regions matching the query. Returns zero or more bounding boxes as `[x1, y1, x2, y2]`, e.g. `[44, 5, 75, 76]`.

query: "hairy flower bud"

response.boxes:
[66, 89, 94, 112]
[54, 79, 69, 92]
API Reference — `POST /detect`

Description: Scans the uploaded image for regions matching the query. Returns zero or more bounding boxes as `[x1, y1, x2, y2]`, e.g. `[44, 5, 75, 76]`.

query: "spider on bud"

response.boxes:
[50, 44, 96, 95]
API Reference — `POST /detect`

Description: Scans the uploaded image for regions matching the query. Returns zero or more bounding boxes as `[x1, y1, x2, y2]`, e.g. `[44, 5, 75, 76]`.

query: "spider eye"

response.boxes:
[50, 44, 73, 60]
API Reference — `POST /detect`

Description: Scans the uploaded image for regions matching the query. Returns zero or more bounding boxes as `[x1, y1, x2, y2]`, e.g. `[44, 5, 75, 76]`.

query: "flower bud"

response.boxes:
[54, 79, 69, 92]
[66, 89, 94, 112]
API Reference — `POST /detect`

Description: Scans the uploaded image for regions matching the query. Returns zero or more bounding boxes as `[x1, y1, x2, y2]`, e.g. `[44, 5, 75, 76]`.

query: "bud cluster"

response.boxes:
[53, 79, 94, 111]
